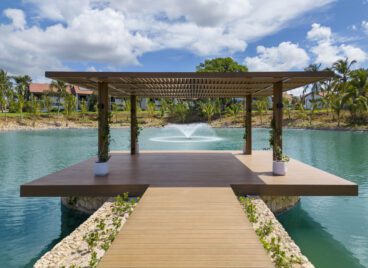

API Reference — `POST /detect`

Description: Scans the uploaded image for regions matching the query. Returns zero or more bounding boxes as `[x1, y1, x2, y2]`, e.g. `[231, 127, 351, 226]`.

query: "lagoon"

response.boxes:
[0, 128, 367, 267]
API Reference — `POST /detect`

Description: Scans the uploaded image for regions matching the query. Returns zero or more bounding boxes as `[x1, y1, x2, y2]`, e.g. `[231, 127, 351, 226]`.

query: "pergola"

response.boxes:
[46, 71, 333, 157]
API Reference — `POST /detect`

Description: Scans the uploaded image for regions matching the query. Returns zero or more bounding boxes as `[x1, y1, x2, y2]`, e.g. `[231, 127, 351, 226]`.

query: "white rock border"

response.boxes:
[34, 197, 135, 268]
[242, 196, 314, 268]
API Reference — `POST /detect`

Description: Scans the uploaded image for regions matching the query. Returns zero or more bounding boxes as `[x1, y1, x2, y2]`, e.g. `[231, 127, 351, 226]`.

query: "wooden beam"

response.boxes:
[98, 82, 109, 161]
[272, 82, 283, 160]
[244, 95, 252, 155]
[130, 95, 137, 155]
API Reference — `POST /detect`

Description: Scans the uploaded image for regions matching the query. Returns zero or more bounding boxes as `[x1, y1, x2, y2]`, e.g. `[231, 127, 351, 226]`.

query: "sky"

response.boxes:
[0, 0, 367, 86]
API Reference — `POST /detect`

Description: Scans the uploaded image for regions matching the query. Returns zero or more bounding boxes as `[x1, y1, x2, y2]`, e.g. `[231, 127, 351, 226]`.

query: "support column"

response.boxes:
[272, 81, 283, 160]
[97, 82, 109, 161]
[244, 95, 252, 155]
[130, 95, 137, 155]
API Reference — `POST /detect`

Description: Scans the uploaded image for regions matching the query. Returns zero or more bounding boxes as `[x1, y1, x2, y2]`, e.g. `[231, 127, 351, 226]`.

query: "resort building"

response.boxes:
[29, 83, 93, 110]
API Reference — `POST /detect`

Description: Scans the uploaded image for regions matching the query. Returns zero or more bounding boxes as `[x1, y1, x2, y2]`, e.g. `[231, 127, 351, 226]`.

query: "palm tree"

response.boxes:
[303, 64, 322, 101]
[331, 92, 344, 127]
[226, 103, 242, 123]
[200, 100, 215, 123]
[13, 75, 32, 101]
[283, 97, 292, 120]
[50, 80, 67, 116]
[174, 102, 188, 123]
[30, 96, 40, 127]
[345, 69, 368, 121]
[0, 70, 12, 114]
[42, 94, 53, 120]
[146, 100, 156, 118]
[80, 99, 87, 121]
[254, 97, 268, 124]
[332, 58, 357, 84]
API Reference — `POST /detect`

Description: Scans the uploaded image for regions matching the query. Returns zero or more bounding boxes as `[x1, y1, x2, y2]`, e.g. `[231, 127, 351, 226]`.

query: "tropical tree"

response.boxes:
[200, 100, 215, 123]
[303, 64, 323, 101]
[42, 94, 53, 119]
[13, 75, 32, 101]
[50, 80, 67, 116]
[330, 92, 344, 127]
[196, 58, 248, 113]
[111, 102, 118, 123]
[226, 103, 242, 123]
[17, 93, 25, 121]
[174, 102, 188, 123]
[254, 97, 269, 124]
[0, 70, 12, 114]
[159, 99, 169, 118]
[333, 58, 357, 84]
[64, 93, 76, 124]
[344, 69, 368, 121]
[30, 96, 40, 127]
[80, 99, 87, 120]
[283, 97, 292, 120]
[196, 57, 248, 73]
[146, 100, 156, 118]
[308, 98, 319, 126]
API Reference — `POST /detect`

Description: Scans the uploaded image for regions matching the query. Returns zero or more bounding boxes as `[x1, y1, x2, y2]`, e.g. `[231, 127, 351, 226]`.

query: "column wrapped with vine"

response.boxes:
[269, 117, 289, 162]
[98, 112, 111, 163]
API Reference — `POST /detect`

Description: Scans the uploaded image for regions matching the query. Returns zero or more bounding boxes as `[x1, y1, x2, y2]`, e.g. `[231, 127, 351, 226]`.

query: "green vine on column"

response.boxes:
[98, 111, 111, 162]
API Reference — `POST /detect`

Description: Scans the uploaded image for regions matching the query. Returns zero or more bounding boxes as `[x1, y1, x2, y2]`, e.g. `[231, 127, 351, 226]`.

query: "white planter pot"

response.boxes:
[94, 161, 109, 176]
[273, 161, 287, 176]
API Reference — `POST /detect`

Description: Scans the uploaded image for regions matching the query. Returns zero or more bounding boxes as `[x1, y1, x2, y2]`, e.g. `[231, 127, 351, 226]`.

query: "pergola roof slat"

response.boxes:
[45, 71, 334, 98]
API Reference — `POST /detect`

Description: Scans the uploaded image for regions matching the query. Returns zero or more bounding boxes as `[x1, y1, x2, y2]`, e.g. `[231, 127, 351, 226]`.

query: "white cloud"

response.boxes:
[244, 42, 309, 71]
[0, 0, 337, 80]
[307, 23, 332, 42]
[4, 9, 26, 30]
[362, 20, 368, 34]
[340, 45, 367, 62]
[307, 23, 367, 65]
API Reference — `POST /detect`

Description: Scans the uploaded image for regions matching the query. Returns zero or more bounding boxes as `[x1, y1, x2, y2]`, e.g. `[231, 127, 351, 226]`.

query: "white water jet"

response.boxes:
[150, 123, 223, 143]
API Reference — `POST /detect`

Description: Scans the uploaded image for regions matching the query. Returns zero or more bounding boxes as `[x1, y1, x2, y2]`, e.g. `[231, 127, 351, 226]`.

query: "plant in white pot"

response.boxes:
[272, 146, 290, 176]
[94, 116, 110, 176]
[269, 118, 289, 176]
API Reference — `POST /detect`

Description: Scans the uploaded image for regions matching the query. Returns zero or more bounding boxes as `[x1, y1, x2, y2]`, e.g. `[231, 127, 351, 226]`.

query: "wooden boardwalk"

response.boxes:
[98, 187, 273, 268]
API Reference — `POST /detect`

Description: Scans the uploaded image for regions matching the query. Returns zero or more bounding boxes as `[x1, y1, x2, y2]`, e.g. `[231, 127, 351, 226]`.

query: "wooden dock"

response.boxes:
[21, 151, 358, 197]
[98, 187, 273, 268]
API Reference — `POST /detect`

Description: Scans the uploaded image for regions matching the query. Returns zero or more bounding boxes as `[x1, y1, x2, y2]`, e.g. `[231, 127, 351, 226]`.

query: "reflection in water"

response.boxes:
[24, 204, 88, 268]
[278, 201, 364, 268]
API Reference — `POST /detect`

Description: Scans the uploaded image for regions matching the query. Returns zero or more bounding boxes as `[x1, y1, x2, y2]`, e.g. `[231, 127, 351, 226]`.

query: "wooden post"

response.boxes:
[244, 95, 252, 155]
[273, 81, 283, 160]
[97, 82, 109, 161]
[130, 95, 137, 155]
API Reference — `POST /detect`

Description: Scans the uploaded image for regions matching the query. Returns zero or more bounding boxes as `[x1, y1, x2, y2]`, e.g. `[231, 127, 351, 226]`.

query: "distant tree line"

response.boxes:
[0, 57, 367, 126]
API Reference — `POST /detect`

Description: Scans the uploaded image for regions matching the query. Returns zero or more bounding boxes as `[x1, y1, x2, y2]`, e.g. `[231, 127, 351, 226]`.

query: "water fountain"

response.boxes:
[150, 123, 223, 143]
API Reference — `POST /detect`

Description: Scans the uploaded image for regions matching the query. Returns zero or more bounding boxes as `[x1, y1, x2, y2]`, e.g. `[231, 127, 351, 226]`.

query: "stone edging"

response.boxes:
[34, 197, 134, 268]
[242, 196, 314, 268]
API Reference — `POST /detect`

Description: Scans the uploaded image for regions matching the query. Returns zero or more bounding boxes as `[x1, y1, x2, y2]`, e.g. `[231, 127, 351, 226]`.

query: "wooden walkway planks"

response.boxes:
[98, 187, 273, 268]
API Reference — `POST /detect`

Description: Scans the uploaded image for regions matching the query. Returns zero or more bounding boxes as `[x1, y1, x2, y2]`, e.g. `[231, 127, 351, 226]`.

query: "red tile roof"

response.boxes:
[29, 83, 93, 95]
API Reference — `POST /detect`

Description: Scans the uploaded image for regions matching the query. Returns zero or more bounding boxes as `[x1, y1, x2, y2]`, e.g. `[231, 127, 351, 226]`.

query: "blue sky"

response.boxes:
[0, 0, 367, 82]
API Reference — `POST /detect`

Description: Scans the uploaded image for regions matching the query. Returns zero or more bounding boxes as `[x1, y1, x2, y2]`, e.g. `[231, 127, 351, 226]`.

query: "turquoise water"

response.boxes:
[0, 127, 367, 267]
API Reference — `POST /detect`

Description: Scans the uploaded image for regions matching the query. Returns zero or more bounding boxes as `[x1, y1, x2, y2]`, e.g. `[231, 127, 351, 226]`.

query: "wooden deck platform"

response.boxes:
[98, 187, 273, 268]
[20, 151, 358, 197]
